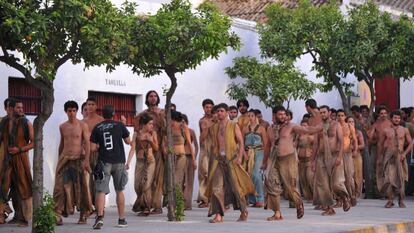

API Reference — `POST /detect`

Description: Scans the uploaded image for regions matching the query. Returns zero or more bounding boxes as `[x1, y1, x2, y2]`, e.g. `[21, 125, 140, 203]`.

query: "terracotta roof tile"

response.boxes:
[209, 0, 334, 23]
[375, 0, 414, 14]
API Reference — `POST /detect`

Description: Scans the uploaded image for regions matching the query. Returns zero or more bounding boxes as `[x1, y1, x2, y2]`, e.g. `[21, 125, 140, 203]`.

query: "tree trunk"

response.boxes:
[363, 77, 376, 199]
[331, 75, 349, 113]
[367, 80, 375, 116]
[32, 84, 54, 233]
[165, 68, 178, 221]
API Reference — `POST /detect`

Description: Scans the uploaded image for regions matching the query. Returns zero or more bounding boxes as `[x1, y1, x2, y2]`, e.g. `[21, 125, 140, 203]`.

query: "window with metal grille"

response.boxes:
[88, 91, 136, 126]
[8, 77, 42, 115]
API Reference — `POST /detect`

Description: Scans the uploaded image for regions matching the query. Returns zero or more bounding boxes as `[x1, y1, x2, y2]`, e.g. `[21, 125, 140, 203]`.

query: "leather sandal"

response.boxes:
[138, 210, 150, 216]
[198, 202, 209, 208]
[399, 199, 406, 208]
[342, 198, 351, 212]
[266, 212, 283, 221]
[321, 208, 335, 216]
[384, 201, 394, 208]
[296, 203, 304, 219]
[332, 200, 342, 208]
[77, 213, 87, 224]
[150, 208, 163, 215]
[209, 217, 223, 223]
[237, 210, 248, 222]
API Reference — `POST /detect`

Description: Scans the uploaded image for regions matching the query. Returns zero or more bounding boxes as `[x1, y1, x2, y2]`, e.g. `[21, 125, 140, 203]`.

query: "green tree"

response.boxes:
[346, 1, 414, 113]
[0, 1, 135, 231]
[226, 57, 319, 108]
[123, 0, 240, 221]
[258, 0, 354, 111]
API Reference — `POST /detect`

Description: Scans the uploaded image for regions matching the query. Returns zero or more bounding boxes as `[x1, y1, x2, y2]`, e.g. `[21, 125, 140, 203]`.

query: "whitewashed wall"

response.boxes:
[0, 0, 346, 207]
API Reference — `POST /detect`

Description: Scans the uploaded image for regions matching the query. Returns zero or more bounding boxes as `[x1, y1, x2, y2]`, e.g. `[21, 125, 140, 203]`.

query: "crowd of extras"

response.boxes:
[0, 90, 413, 229]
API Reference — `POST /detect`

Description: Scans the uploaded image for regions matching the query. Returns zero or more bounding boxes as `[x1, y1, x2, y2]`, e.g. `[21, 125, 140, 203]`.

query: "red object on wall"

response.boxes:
[88, 91, 136, 126]
[374, 75, 399, 111]
[8, 77, 42, 115]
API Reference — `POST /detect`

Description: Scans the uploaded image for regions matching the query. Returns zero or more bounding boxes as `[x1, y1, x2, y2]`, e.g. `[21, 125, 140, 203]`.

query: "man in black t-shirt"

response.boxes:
[90, 105, 131, 230]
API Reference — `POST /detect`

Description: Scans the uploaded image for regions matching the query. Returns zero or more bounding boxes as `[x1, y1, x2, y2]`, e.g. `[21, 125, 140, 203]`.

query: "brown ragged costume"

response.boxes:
[313, 129, 336, 206]
[298, 157, 314, 201]
[297, 138, 314, 201]
[53, 154, 93, 217]
[198, 129, 213, 204]
[353, 152, 363, 198]
[343, 152, 355, 200]
[205, 122, 254, 217]
[1, 117, 33, 222]
[264, 146, 282, 212]
[134, 110, 166, 210]
[133, 149, 156, 212]
[380, 149, 408, 198]
[184, 154, 195, 209]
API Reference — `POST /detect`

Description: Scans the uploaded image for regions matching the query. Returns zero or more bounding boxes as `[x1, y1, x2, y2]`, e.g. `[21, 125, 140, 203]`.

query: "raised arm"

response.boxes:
[292, 124, 323, 135]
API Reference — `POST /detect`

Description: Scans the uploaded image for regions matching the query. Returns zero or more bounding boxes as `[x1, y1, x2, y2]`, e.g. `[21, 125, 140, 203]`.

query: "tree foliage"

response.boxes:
[124, 0, 240, 76]
[226, 57, 319, 107]
[254, 0, 414, 112]
[346, 2, 414, 111]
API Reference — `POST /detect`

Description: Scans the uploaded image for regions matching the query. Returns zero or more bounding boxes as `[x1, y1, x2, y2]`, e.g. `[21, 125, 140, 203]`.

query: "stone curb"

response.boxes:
[347, 221, 414, 233]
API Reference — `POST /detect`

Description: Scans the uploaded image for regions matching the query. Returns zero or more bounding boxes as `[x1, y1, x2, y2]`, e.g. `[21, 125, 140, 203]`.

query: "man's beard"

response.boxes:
[392, 122, 400, 126]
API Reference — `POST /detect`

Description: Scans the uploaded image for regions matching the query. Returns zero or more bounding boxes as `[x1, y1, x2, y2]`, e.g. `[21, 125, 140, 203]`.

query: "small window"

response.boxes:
[8, 77, 42, 115]
[88, 91, 136, 126]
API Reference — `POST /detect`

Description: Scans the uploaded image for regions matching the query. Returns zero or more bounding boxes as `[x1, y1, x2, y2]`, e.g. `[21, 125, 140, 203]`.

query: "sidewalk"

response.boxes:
[1, 198, 413, 233]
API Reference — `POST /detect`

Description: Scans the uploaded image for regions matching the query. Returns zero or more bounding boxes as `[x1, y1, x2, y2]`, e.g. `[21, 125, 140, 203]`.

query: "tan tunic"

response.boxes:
[205, 122, 254, 216]
[1, 116, 33, 221]
[53, 153, 93, 217]
[134, 109, 166, 209]
[132, 142, 156, 212]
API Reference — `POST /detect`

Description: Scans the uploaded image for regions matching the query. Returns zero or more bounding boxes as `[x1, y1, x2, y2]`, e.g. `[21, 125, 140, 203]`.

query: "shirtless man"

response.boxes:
[236, 99, 250, 131]
[296, 119, 315, 201]
[305, 99, 322, 127]
[337, 110, 357, 207]
[378, 111, 413, 208]
[263, 106, 322, 220]
[368, 106, 392, 193]
[312, 105, 350, 216]
[228, 105, 238, 122]
[54, 101, 92, 225]
[206, 103, 254, 223]
[83, 97, 104, 208]
[134, 90, 165, 214]
[198, 99, 214, 208]
[0, 99, 34, 226]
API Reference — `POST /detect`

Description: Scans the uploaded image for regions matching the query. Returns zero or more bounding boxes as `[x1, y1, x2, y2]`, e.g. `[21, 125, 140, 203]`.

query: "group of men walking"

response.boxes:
[0, 91, 413, 229]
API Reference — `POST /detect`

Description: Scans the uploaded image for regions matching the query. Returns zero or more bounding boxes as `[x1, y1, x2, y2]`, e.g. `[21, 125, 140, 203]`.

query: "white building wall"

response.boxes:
[0, 0, 346, 206]
[400, 79, 414, 107]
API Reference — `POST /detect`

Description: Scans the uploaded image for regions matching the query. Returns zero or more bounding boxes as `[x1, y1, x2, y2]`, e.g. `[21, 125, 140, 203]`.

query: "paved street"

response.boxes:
[1, 198, 414, 233]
